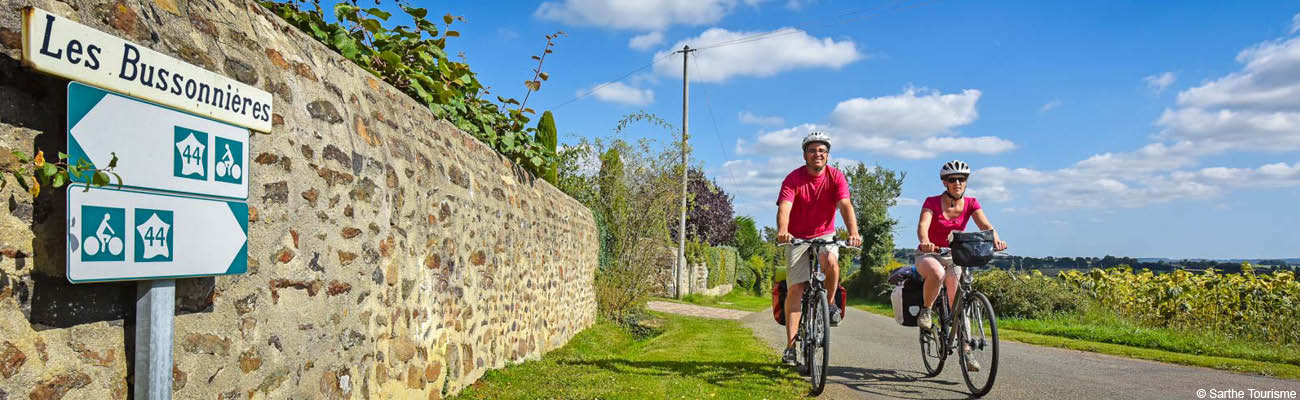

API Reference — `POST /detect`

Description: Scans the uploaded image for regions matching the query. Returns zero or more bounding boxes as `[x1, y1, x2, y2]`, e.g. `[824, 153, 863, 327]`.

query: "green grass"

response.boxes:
[656, 290, 773, 313]
[452, 312, 805, 399]
[848, 298, 1300, 380]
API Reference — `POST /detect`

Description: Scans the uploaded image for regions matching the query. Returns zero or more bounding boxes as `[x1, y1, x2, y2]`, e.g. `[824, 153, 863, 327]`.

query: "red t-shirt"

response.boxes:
[922, 195, 981, 247]
[777, 166, 850, 239]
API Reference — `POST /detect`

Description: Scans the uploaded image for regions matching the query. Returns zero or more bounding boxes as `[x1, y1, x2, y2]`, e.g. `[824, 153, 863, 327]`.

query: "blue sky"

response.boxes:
[419, 0, 1299, 259]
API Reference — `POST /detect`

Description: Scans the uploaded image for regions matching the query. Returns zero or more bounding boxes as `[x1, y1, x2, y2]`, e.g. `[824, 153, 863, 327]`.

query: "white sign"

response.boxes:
[68, 82, 248, 199]
[67, 184, 248, 283]
[23, 7, 273, 132]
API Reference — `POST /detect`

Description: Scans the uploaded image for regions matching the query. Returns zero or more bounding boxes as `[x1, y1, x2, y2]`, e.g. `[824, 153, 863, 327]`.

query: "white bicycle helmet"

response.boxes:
[940, 160, 970, 177]
[802, 132, 831, 151]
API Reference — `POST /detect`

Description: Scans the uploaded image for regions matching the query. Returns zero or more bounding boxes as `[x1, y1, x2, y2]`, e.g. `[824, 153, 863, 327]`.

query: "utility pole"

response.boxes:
[675, 45, 695, 299]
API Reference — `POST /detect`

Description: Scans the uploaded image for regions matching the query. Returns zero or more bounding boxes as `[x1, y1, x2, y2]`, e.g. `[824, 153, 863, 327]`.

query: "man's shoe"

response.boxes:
[917, 307, 933, 331]
[829, 304, 842, 327]
[781, 347, 798, 366]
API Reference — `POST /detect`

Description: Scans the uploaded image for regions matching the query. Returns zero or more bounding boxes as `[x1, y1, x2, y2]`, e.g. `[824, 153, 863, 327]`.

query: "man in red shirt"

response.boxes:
[776, 131, 862, 366]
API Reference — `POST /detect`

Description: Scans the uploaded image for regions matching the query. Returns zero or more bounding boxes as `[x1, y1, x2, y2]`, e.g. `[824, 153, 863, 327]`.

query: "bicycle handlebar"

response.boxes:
[778, 238, 861, 250]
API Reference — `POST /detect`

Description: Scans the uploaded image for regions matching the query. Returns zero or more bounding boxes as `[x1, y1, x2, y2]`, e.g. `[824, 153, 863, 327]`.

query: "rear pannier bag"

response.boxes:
[772, 280, 846, 326]
[950, 230, 996, 267]
[891, 278, 925, 326]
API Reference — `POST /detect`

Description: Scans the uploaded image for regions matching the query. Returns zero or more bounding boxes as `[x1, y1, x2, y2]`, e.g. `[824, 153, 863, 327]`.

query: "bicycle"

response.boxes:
[782, 238, 858, 396]
[917, 248, 1003, 397]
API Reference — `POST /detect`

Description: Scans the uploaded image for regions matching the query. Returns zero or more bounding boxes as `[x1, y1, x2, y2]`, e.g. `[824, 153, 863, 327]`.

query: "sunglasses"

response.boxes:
[945, 176, 967, 184]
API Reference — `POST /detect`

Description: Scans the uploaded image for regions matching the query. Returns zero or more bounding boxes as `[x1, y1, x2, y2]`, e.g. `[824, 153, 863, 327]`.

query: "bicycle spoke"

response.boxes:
[960, 293, 999, 397]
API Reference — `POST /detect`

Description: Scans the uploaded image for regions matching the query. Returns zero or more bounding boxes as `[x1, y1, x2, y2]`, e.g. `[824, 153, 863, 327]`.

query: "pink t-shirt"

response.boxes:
[922, 195, 981, 247]
[778, 166, 850, 239]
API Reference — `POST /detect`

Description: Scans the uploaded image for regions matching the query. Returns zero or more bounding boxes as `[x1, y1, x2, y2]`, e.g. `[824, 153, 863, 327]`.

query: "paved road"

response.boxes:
[743, 307, 1300, 399]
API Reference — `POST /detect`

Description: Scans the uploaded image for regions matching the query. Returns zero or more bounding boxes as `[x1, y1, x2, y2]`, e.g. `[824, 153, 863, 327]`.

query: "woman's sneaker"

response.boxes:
[917, 307, 933, 331]
[963, 346, 981, 372]
[782, 347, 798, 366]
[829, 304, 842, 326]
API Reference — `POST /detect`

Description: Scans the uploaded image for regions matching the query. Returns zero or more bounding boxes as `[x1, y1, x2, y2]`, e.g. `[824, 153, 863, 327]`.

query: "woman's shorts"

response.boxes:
[916, 252, 962, 277]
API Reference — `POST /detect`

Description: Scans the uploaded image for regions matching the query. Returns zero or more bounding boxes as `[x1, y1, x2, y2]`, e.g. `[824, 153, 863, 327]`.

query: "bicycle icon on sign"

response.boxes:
[83, 213, 124, 257]
[215, 143, 242, 181]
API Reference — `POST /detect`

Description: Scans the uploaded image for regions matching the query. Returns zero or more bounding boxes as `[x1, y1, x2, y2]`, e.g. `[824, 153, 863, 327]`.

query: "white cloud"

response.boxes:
[497, 28, 519, 41]
[583, 82, 655, 106]
[1040, 99, 1062, 113]
[735, 87, 1014, 159]
[786, 0, 816, 10]
[653, 28, 861, 82]
[738, 111, 785, 126]
[1144, 72, 1176, 93]
[629, 31, 665, 51]
[1158, 36, 1300, 152]
[735, 123, 824, 156]
[971, 158, 1300, 210]
[829, 87, 980, 138]
[535, 0, 745, 30]
[895, 197, 920, 206]
[916, 136, 1017, 156]
[1291, 13, 1300, 35]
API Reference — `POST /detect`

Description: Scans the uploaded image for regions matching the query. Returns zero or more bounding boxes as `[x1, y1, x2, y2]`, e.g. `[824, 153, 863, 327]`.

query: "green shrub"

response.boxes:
[1060, 265, 1300, 345]
[842, 260, 895, 302]
[975, 269, 1087, 319]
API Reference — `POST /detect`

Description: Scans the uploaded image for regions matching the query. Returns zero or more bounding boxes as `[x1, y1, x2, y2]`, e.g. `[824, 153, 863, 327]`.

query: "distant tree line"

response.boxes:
[892, 249, 1298, 274]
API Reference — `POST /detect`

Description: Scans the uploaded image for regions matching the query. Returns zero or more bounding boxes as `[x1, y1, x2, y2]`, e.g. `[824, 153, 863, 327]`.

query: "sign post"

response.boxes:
[136, 279, 174, 400]
[23, 5, 269, 396]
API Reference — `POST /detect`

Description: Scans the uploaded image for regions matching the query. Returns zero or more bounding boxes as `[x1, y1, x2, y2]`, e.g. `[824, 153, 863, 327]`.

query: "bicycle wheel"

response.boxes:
[919, 291, 948, 376]
[959, 292, 999, 397]
[808, 290, 830, 395]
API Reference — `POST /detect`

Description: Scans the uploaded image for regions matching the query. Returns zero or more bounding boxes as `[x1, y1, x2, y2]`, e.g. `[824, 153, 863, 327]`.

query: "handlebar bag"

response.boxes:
[950, 230, 995, 267]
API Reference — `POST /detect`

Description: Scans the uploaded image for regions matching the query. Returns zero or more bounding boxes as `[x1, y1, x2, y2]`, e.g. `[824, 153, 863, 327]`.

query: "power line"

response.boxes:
[691, 55, 739, 192]
[548, 52, 675, 110]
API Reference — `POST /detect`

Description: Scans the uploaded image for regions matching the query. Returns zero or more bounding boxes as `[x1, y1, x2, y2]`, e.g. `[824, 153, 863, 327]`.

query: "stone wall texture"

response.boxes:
[0, 0, 598, 398]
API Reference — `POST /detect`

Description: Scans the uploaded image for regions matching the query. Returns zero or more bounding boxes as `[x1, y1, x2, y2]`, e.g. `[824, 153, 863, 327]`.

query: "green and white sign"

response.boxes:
[67, 184, 248, 283]
[68, 82, 248, 200]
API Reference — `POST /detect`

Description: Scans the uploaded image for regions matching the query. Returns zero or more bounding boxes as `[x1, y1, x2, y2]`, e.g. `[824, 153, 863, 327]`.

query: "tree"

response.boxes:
[839, 162, 905, 300]
[677, 167, 736, 246]
[733, 216, 764, 260]
[554, 112, 685, 321]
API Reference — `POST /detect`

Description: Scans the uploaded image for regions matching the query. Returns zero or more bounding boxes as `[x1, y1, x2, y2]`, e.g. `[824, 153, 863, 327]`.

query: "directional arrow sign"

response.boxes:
[68, 82, 248, 200]
[67, 184, 248, 283]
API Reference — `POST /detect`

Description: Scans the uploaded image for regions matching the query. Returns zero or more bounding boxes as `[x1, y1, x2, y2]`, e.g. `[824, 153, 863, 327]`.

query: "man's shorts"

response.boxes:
[786, 234, 838, 286]
[915, 252, 962, 277]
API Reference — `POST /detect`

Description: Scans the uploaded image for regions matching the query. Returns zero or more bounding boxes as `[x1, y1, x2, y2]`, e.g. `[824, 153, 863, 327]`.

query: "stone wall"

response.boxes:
[0, 0, 598, 398]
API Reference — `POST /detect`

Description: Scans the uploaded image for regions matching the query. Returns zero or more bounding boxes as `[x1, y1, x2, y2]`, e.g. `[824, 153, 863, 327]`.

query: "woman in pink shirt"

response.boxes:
[914, 160, 1007, 371]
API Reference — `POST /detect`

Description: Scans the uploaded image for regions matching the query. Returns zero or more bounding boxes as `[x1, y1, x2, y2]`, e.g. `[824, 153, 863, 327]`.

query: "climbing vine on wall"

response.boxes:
[260, 1, 562, 177]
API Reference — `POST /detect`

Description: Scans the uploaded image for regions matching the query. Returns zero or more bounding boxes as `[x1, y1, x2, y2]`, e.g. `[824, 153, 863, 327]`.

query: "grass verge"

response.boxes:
[848, 298, 1300, 380]
[654, 290, 773, 312]
[452, 312, 805, 399]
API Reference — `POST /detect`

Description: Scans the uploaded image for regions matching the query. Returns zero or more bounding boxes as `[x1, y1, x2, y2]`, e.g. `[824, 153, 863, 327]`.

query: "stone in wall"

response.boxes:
[0, 0, 598, 398]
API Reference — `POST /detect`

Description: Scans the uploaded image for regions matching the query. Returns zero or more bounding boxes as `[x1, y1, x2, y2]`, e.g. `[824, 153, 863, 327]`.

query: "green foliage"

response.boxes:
[3, 150, 121, 196]
[557, 114, 684, 320]
[1060, 265, 1300, 345]
[975, 268, 1087, 319]
[842, 259, 901, 302]
[535, 111, 558, 184]
[260, 1, 559, 177]
[732, 216, 764, 261]
[838, 162, 905, 274]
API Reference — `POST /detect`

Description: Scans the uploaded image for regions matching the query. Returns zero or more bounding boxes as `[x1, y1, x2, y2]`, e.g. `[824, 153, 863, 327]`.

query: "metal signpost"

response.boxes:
[22, 7, 268, 398]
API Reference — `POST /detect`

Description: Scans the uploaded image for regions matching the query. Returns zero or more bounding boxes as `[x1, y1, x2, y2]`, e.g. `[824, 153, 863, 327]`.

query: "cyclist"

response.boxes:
[914, 160, 1007, 371]
[776, 131, 862, 366]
